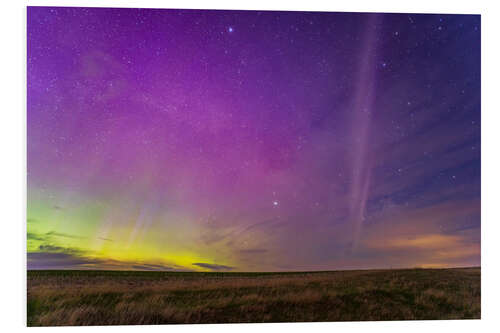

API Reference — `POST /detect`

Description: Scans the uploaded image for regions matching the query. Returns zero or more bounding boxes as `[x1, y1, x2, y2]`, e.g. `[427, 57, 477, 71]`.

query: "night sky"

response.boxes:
[27, 7, 480, 271]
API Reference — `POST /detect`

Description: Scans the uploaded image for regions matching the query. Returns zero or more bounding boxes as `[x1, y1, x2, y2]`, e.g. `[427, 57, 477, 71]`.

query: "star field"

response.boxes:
[27, 7, 480, 271]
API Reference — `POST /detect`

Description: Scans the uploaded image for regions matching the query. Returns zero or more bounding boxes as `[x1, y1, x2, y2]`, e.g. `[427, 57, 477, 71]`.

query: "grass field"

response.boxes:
[27, 267, 480, 326]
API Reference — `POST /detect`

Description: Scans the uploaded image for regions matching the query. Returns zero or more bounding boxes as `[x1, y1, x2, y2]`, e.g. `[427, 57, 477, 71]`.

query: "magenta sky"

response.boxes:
[27, 7, 480, 271]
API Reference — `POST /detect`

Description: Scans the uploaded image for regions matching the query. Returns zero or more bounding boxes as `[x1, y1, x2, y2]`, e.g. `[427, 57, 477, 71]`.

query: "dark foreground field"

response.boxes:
[27, 267, 480, 326]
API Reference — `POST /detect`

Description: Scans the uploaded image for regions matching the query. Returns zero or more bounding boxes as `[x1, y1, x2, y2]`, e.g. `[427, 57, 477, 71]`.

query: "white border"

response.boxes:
[22, 0, 482, 14]
[2, 1, 499, 332]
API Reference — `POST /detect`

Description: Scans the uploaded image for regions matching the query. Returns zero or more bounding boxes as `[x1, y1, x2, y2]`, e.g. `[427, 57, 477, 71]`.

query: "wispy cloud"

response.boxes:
[27, 231, 85, 242]
[192, 263, 235, 271]
[28, 245, 190, 271]
[45, 231, 83, 239]
[27, 232, 45, 241]
[38, 244, 83, 255]
[130, 264, 176, 271]
[28, 252, 100, 269]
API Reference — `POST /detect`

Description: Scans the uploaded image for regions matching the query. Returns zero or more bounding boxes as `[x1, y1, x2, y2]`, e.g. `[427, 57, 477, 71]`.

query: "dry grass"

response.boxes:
[27, 267, 480, 326]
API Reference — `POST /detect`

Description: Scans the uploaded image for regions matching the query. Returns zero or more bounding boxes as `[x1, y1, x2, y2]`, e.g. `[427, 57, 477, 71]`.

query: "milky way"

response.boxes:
[27, 7, 481, 271]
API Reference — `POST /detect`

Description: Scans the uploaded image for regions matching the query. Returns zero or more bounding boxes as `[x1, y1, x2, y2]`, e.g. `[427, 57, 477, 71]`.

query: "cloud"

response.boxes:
[28, 246, 191, 271]
[27, 252, 100, 269]
[130, 264, 176, 271]
[192, 263, 235, 271]
[45, 231, 83, 239]
[381, 234, 462, 250]
[38, 244, 66, 252]
[38, 244, 83, 256]
[27, 232, 46, 241]
[351, 200, 481, 268]
[27, 231, 85, 242]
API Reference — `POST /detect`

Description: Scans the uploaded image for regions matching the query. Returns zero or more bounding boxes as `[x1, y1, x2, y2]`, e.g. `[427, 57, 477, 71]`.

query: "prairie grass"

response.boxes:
[27, 267, 480, 326]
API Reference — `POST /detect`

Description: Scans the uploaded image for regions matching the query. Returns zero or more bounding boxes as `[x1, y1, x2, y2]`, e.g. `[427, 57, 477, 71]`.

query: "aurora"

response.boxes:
[27, 7, 480, 272]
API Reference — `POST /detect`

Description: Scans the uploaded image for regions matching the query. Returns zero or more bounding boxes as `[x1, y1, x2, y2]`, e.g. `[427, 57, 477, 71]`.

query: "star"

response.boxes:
[273, 201, 279, 206]
[228, 26, 234, 33]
